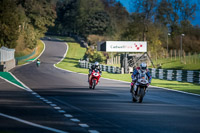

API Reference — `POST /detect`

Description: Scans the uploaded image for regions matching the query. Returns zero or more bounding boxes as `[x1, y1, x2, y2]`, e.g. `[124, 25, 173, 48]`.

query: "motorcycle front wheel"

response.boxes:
[92, 79, 96, 89]
[131, 86, 137, 102]
[138, 87, 145, 103]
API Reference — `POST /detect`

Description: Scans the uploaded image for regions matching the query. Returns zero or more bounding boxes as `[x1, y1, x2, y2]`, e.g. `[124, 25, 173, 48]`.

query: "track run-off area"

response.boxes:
[0, 38, 200, 133]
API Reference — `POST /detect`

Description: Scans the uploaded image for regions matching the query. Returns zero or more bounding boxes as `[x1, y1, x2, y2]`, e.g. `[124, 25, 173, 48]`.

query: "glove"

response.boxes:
[132, 79, 136, 83]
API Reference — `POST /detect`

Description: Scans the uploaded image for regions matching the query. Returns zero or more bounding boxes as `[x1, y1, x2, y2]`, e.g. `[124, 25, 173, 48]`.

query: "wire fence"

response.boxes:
[0, 46, 15, 62]
[150, 50, 200, 65]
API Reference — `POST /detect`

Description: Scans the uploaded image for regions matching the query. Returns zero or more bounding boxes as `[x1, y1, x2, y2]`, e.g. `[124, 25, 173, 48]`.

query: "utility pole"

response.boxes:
[180, 34, 185, 62]
[167, 33, 171, 52]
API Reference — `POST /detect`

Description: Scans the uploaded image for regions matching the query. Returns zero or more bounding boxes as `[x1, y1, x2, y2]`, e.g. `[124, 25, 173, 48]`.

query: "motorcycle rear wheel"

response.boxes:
[36, 63, 40, 67]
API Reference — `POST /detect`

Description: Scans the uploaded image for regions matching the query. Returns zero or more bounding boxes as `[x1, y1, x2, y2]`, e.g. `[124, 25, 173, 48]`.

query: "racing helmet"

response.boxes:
[94, 61, 99, 68]
[140, 62, 147, 72]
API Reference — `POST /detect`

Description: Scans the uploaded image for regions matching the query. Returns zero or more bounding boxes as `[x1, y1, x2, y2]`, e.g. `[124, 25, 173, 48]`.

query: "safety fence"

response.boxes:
[0, 46, 15, 72]
[149, 68, 200, 84]
[0, 46, 15, 62]
[79, 60, 121, 74]
[79, 60, 200, 84]
[15, 49, 36, 61]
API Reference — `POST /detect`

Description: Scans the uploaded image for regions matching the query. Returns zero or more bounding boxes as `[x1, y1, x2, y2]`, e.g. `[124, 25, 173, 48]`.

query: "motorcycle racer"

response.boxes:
[36, 58, 41, 67]
[130, 62, 152, 93]
[88, 61, 102, 82]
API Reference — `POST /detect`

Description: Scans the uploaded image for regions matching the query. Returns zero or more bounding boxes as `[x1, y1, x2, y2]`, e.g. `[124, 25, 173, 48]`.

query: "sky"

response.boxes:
[117, 0, 200, 26]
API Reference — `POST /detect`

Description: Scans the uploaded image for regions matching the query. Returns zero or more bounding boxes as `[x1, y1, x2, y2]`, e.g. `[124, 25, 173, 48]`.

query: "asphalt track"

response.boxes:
[0, 38, 200, 133]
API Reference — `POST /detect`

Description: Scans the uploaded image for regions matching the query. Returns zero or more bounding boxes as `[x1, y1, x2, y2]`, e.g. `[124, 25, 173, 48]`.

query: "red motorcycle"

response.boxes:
[89, 69, 101, 89]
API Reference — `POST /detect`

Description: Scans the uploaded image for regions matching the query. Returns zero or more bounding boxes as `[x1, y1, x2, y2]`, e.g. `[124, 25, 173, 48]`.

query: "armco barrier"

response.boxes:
[79, 60, 121, 74]
[149, 68, 200, 84]
[79, 60, 200, 84]
[15, 49, 36, 61]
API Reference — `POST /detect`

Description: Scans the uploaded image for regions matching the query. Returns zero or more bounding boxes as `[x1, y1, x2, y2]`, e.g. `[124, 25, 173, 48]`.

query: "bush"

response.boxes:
[85, 47, 106, 63]
[87, 35, 106, 46]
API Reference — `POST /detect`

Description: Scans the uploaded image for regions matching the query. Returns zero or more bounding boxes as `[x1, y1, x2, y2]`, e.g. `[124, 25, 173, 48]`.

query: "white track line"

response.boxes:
[46, 101, 53, 104]
[79, 124, 89, 128]
[9, 72, 32, 92]
[56, 42, 68, 65]
[152, 86, 200, 97]
[33, 41, 46, 62]
[88, 130, 100, 133]
[0, 112, 68, 133]
[0, 76, 28, 91]
[64, 114, 73, 118]
[50, 104, 57, 107]
[58, 110, 66, 113]
[54, 107, 61, 110]
[70, 118, 80, 122]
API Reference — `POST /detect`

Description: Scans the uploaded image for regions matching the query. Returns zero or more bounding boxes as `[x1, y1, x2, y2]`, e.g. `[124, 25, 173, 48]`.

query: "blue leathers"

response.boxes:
[131, 67, 152, 84]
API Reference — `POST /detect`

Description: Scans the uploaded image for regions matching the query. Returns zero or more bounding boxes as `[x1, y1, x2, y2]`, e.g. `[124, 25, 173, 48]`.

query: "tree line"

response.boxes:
[0, 0, 56, 50]
[0, 0, 200, 56]
[49, 0, 200, 54]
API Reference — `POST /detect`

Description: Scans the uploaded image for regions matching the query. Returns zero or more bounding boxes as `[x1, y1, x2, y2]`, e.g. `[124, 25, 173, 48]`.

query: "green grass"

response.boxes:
[55, 36, 200, 94]
[17, 40, 44, 65]
[0, 72, 26, 89]
[151, 56, 200, 70]
[56, 41, 87, 73]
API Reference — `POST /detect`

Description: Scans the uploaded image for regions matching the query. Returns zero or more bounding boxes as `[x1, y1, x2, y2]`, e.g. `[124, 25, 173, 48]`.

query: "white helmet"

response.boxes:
[140, 62, 147, 71]
[94, 61, 99, 67]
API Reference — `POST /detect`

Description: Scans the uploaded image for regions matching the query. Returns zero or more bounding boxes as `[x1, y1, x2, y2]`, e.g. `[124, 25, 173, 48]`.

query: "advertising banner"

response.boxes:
[106, 41, 147, 52]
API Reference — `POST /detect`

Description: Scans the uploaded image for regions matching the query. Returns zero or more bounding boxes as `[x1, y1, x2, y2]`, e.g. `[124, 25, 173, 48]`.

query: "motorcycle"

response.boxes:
[131, 72, 149, 103]
[36, 60, 40, 67]
[89, 69, 101, 89]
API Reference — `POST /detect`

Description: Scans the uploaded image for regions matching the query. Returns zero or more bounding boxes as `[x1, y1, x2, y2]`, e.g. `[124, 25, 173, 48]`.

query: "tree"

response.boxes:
[101, 0, 129, 39]
[76, 0, 105, 35]
[130, 0, 158, 41]
[156, 0, 197, 36]
[52, 0, 78, 35]
[120, 13, 144, 41]
[0, 0, 21, 48]
[156, 0, 197, 50]
[16, 0, 56, 48]
[85, 11, 110, 35]
[85, 47, 106, 63]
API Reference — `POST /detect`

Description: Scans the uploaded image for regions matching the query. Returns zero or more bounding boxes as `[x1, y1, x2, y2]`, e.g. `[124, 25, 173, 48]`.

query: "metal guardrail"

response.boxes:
[15, 49, 36, 61]
[79, 60, 200, 84]
[149, 68, 200, 84]
[0, 46, 15, 62]
[79, 60, 121, 74]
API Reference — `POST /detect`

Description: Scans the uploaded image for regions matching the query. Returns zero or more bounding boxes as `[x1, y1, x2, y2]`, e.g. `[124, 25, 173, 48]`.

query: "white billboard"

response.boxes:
[106, 41, 147, 52]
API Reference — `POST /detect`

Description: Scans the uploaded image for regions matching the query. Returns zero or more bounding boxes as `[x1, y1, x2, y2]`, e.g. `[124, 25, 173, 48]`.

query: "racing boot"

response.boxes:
[130, 82, 134, 93]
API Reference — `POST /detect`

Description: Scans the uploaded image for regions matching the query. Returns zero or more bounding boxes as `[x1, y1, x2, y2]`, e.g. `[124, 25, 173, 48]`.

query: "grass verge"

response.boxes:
[17, 40, 44, 65]
[55, 36, 200, 95]
[0, 72, 25, 89]
[151, 56, 200, 70]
